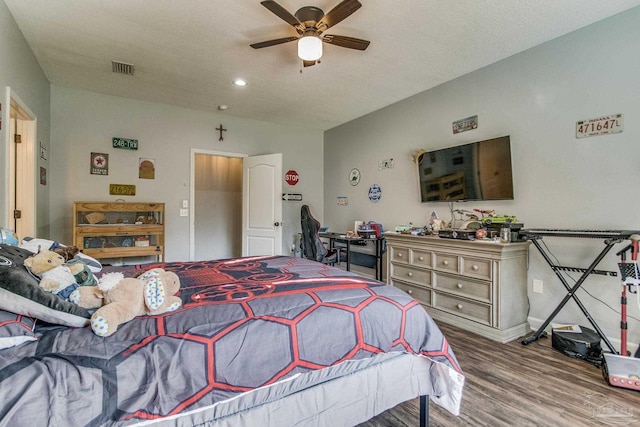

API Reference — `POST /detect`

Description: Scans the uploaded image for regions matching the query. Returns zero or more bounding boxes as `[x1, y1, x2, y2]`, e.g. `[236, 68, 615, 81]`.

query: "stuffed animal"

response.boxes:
[24, 250, 86, 297]
[69, 268, 182, 337]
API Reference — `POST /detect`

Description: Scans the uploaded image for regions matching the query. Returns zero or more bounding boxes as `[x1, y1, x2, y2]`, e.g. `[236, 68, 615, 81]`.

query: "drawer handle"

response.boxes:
[456, 303, 463, 310]
[418, 256, 424, 261]
[398, 253, 403, 258]
[407, 272, 413, 277]
[443, 260, 449, 266]
[456, 283, 463, 289]
[472, 265, 479, 271]
[407, 289, 413, 295]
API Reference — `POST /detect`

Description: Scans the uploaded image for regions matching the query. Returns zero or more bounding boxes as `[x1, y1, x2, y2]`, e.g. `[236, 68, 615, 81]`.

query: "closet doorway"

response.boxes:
[191, 150, 244, 261]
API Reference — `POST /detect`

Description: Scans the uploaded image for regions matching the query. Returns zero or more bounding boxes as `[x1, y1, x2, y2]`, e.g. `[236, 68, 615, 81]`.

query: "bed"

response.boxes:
[0, 251, 464, 426]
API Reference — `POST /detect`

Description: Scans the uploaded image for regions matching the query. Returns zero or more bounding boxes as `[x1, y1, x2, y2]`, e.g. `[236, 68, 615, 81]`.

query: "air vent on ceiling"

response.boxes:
[112, 60, 135, 75]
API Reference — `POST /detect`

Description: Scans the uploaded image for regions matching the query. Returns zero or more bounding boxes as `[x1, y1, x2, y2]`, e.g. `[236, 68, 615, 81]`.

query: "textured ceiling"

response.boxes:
[5, 0, 640, 130]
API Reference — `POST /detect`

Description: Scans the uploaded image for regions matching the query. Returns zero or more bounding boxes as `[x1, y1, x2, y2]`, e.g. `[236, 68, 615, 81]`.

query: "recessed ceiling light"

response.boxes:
[232, 79, 247, 87]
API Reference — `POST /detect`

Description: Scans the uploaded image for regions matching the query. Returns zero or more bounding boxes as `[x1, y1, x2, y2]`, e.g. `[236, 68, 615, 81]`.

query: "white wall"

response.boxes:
[0, 1, 50, 236]
[49, 85, 324, 261]
[324, 8, 640, 350]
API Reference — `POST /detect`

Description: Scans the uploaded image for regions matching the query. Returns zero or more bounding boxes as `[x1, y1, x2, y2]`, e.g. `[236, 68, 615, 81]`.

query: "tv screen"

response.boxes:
[417, 136, 514, 202]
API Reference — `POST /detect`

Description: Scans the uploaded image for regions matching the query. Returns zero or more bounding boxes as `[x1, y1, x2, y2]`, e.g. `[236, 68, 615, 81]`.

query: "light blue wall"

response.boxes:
[324, 7, 640, 348]
[49, 86, 324, 261]
[0, 1, 50, 235]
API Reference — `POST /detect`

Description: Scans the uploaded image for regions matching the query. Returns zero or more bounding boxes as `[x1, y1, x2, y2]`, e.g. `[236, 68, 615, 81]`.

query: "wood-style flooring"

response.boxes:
[359, 323, 640, 427]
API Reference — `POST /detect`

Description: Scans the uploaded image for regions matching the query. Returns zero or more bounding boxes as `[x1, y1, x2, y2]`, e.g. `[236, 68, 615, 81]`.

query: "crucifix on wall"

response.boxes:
[216, 124, 227, 141]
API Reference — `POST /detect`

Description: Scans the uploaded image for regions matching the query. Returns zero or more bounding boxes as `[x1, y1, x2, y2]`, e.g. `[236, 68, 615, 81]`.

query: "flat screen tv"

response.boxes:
[417, 135, 514, 202]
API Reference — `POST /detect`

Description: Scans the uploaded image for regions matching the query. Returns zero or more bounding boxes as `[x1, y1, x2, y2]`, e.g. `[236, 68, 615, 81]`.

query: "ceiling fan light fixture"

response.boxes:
[298, 33, 322, 61]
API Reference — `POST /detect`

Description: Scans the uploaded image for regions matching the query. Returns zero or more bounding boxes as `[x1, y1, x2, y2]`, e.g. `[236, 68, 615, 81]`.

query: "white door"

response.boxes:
[7, 92, 36, 240]
[242, 153, 283, 256]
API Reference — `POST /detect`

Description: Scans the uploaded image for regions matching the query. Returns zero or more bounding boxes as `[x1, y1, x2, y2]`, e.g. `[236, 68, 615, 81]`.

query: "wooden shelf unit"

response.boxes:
[73, 202, 165, 262]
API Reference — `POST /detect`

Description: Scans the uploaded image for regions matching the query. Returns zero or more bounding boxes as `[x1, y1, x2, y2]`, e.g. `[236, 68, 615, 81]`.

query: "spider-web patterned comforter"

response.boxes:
[0, 256, 463, 426]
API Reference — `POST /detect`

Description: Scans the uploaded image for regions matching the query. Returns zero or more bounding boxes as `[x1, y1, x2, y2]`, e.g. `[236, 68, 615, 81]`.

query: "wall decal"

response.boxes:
[452, 115, 478, 134]
[349, 168, 360, 186]
[109, 184, 136, 196]
[139, 158, 155, 179]
[39, 141, 47, 160]
[282, 193, 302, 201]
[112, 137, 138, 150]
[285, 170, 299, 186]
[91, 152, 109, 175]
[216, 124, 227, 141]
[368, 184, 382, 203]
[576, 114, 623, 138]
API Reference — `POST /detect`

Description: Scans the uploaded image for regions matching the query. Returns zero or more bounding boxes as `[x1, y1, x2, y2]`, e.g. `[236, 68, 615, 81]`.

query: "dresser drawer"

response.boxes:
[411, 249, 432, 268]
[461, 256, 492, 281]
[433, 292, 491, 325]
[393, 281, 432, 305]
[434, 272, 491, 303]
[391, 247, 410, 264]
[434, 252, 459, 274]
[391, 264, 431, 286]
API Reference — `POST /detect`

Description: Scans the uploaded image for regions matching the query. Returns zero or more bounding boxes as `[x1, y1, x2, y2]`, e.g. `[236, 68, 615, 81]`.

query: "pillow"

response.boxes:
[0, 245, 90, 327]
[0, 308, 36, 349]
[19, 237, 102, 273]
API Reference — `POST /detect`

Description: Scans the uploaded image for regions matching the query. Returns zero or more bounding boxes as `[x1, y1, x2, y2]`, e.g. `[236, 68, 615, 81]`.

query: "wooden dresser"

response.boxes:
[386, 233, 530, 343]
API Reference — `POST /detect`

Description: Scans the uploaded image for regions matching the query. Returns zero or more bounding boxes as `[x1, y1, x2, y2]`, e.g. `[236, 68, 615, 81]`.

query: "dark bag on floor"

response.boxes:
[552, 326, 603, 367]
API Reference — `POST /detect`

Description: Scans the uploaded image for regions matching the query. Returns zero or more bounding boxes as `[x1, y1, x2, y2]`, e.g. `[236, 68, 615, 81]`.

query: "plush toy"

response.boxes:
[69, 268, 182, 337]
[24, 250, 86, 297]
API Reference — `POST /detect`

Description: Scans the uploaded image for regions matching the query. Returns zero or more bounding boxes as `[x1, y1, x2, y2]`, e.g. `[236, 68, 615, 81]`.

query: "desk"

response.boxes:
[319, 232, 385, 281]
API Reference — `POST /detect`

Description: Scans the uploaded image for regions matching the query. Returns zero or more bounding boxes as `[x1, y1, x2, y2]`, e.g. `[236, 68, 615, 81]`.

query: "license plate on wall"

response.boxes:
[576, 114, 623, 139]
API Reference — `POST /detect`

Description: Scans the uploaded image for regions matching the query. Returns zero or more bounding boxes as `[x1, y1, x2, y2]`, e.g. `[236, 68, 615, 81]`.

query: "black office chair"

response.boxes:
[300, 205, 345, 265]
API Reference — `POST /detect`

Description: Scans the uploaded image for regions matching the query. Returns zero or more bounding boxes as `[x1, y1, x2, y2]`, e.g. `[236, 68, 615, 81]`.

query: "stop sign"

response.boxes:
[285, 170, 299, 186]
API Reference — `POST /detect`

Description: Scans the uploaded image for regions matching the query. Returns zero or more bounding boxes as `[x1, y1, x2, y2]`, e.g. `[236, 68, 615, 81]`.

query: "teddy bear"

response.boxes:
[69, 268, 182, 337]
[23, 249, 88, 298]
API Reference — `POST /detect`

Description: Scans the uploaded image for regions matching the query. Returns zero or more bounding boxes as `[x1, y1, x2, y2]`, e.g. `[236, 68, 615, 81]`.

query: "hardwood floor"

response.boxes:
[359, 323, 640, 426]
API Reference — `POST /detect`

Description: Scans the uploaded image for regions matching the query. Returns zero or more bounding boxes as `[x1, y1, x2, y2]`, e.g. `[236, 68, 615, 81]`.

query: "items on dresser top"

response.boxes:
[386, 233, 530, 343]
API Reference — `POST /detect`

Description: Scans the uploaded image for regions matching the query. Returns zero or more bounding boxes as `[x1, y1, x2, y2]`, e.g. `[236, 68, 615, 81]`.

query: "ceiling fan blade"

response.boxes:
[317, 0, 362, 30]
[250, 36, 298, 49]
[322, 34, 370, 50]
[302, 60, 317, 67]
[260, 1, 301, 27]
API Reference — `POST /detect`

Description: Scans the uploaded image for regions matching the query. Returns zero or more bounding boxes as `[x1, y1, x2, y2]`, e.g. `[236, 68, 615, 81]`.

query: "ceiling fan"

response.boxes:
[250, 0, 370, 67]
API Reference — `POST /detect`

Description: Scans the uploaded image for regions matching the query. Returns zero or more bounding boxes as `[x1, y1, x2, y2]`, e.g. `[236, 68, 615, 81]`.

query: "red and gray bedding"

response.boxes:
[0, 255, 463, 426]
